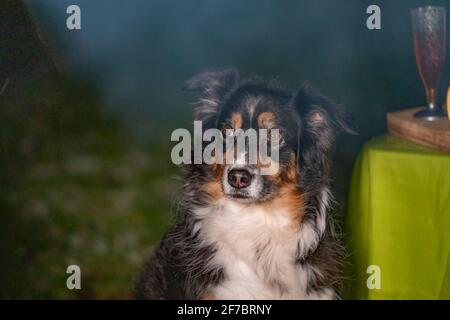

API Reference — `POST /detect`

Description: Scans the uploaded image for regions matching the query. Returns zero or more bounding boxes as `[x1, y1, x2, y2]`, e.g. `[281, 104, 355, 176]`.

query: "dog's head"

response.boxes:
[184, 69, 351, 204]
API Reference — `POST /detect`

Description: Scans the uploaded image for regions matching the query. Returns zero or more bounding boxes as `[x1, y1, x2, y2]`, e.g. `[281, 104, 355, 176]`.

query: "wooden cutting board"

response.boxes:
[387, 107, 450, 154]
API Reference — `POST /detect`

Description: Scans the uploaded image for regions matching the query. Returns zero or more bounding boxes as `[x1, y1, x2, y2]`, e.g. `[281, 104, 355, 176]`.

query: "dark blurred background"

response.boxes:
[1, 0, 449, 298]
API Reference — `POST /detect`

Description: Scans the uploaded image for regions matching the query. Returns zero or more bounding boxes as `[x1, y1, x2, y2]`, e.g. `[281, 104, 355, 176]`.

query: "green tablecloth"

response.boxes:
[345, 135, 450, 300]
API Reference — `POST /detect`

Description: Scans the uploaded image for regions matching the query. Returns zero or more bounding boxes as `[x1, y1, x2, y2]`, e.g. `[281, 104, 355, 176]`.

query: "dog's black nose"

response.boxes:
[228, 169, 253, 189]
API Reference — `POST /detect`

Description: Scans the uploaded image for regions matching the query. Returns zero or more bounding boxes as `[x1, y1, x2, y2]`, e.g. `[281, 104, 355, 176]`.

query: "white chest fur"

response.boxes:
[194, 199, 333, 300]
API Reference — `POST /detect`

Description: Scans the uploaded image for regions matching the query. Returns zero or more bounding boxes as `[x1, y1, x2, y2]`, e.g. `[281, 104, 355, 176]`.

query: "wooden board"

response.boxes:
[387, 107, 450, 154]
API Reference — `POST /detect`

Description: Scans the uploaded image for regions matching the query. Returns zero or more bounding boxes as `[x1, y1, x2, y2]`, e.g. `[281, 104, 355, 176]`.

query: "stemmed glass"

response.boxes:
[411, 6, 446, 120]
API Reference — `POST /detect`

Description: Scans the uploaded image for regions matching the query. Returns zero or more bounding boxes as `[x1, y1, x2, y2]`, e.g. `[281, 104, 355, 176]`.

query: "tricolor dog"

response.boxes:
[135, 69, 351, 300]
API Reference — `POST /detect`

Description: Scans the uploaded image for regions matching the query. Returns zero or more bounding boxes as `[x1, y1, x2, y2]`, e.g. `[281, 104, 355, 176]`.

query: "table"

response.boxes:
[345, 135, 450, 299]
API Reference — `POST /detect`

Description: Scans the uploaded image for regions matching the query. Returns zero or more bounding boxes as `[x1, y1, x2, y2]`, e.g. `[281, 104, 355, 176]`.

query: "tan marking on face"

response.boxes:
[202, 180, 223, 201]
[257, 111, 276, 128]
[271, 184, 305, 228]
[261, 151, 303, 227]
[202, 162, 224, 202]
[231, 112, 243, 129]
[214, 161, 224, 179]
[286, 152, 298, 182]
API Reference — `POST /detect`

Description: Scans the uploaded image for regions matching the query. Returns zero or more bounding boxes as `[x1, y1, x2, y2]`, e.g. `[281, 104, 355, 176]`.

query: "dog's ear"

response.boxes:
[294, 83, 355, 177]
[184, 68, 240, 127]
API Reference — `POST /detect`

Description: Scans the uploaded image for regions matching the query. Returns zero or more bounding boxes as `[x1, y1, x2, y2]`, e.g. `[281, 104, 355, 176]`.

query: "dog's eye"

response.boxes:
[222, 124, 234, 137]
